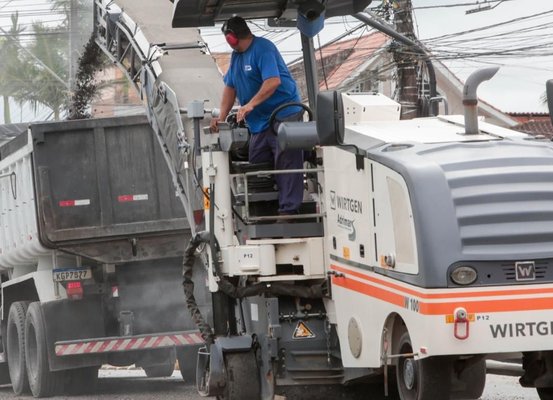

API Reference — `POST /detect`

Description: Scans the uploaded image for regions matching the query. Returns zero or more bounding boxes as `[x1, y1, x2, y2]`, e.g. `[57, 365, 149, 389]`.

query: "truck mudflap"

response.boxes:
[55, 330, 204, 356]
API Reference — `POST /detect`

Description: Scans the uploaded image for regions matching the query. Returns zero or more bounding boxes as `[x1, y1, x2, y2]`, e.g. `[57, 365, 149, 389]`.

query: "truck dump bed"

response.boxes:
[0, 115, 189, 268]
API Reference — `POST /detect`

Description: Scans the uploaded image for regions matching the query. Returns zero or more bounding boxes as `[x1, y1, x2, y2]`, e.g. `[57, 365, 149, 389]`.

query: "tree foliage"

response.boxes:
[0, 13, 27, 123]
[23, 22, 69, 120]
[0, 0, 95, 122]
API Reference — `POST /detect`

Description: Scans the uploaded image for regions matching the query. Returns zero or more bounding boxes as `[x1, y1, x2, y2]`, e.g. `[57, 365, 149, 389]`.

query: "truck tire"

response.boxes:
[452, 358, 486, 400]
[395, 329, 452, 400]
[143, 349, 176, 378]
[221, 351, 261, 400]
[64, 366, 99, 394]
[25, 302, 65, 397]
[143, 363, 175, 378]
[538, 387, 553, 400]
[7, 301, 30, 395]
[176, 345, 198, 383]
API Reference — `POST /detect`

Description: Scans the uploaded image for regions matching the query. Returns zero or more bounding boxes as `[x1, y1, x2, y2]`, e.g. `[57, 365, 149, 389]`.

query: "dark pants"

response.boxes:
[249, 113, 304, 214]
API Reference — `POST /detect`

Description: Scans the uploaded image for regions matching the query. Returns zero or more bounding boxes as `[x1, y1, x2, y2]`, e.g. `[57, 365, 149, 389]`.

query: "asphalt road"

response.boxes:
[0, 370, 541, 399]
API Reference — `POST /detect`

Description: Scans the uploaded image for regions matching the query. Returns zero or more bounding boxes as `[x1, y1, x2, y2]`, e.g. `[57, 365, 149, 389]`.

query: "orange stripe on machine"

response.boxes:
[55, 331, 204, 356]
[331, 264, 553, 299]
[330, 264, 553, 315]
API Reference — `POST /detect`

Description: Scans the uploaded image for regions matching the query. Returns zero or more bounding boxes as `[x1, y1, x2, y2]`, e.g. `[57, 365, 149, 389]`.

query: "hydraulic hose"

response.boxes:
[216, 279, 326, 299]
[182, 232, 215, 344]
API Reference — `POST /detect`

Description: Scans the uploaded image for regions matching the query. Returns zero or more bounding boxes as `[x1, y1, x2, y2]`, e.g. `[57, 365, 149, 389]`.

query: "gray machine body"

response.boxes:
[347, 130, 553, 288]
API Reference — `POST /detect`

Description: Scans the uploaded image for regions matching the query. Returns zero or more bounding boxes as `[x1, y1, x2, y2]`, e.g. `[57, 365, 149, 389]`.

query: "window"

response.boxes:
[350, 82, 364, 93]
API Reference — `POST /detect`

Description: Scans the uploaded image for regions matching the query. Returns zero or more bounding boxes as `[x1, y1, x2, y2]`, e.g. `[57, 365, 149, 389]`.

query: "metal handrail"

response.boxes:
[236, 167, 324, 223]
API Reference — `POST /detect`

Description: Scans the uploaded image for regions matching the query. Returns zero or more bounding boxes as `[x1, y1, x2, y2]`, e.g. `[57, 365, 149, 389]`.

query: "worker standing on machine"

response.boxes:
[210, 16, 304, 217]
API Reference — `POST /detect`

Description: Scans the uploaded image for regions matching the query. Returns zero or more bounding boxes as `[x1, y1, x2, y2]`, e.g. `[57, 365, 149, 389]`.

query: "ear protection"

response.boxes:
[222, 21, 239, 47]
[225, 31, 239, 47]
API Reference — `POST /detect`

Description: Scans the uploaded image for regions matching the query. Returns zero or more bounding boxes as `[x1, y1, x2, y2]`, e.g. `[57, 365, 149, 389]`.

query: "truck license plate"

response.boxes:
[53, 268, 92, 282]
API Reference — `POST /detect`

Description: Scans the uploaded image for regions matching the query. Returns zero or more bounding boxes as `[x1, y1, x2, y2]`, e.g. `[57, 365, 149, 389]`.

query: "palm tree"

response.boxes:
[1, 1, 99, 122]
[49, 0, 92, 80]
[0, 10, 71, 122]
[23, 22, 69, 120]
[0, 13, 25, 123]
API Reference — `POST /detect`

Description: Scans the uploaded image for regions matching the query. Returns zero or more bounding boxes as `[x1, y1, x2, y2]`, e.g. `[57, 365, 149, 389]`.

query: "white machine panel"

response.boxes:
[372, 164, 418, 274]
[249, 237, 325, 278]
[342, 92, 401, 124]
[323, 146, 375, 266]
[222, 244, 276, 276]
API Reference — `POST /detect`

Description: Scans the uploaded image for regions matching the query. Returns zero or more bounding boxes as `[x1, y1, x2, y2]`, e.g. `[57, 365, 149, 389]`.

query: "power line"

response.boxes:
[422, 9, 553, 43]
[411, 0, 517, 10]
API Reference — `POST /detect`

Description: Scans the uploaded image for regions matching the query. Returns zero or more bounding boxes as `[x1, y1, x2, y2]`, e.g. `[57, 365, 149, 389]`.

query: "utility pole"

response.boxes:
[393, 0, 418, 119]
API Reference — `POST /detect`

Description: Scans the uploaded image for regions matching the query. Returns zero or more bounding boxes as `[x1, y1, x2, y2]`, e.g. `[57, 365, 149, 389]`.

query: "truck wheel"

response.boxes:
[25, 302, 65, 397]
[7, 301, 30, 395]
[64, 366, 99, 394]
[538, 387, 553, 400]
[453, 358, 486, 399]
[221, 351, 260, 400]
[143, 363, 175, 378]
[395, 330, 452, 400]
[143, 349, 176, 378]
[176, 345, 198, 383]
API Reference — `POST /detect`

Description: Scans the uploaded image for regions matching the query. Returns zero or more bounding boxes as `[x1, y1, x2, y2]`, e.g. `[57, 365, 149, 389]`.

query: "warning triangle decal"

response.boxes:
[293, 321, 316, 339]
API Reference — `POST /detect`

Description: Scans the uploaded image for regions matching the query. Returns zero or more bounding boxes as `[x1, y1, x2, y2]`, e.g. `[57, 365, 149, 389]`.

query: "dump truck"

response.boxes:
[0, 115, 210, 397]
[92, 1, 553, 400]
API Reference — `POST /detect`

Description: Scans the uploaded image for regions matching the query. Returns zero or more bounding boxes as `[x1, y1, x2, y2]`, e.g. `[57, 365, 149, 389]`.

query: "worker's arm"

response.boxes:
[236, 77, 281, 123]
[210, 85, 236, 132]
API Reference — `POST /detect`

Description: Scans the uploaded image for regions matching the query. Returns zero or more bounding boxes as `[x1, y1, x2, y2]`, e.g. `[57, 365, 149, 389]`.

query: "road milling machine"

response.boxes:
[93, 0, 553, 399]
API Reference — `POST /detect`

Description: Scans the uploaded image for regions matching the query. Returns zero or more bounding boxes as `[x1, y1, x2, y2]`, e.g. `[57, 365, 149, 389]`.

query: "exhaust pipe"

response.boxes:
[463, 67, 499, 134]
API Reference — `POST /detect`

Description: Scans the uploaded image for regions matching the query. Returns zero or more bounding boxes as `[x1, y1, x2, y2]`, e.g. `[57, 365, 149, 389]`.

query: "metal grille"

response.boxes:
[502, 262, 548, 281]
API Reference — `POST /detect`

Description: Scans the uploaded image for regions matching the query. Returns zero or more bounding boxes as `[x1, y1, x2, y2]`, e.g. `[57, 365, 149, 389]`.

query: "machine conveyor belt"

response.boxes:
[95, 0, 224, 234]
[113, 0, 223, 111]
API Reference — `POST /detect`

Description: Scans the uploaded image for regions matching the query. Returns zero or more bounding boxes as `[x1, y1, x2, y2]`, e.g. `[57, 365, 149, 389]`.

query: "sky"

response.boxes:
[412, 0, 552, 113]
[0, 0, 551, 123]
[201, 0, 553, 113]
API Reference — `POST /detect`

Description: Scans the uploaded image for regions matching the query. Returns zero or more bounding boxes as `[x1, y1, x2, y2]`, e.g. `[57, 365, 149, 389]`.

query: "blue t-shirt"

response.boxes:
[224, 36, 301, 134]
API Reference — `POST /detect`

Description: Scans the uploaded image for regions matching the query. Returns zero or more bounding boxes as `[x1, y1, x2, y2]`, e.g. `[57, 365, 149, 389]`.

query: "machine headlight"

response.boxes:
[450, 266, 478, 285]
